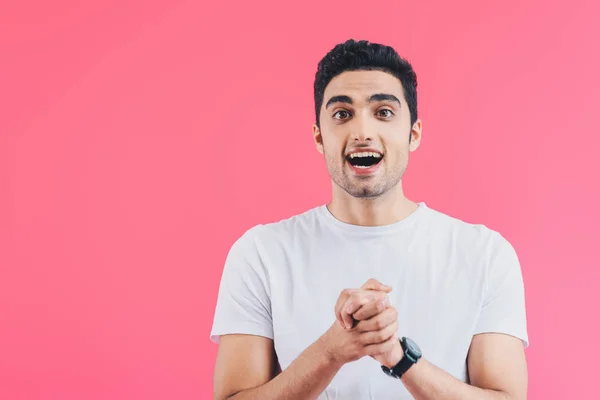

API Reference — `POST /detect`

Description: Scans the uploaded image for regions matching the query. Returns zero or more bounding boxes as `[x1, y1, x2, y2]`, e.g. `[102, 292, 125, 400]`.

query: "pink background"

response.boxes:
[1, 0, 599, 399]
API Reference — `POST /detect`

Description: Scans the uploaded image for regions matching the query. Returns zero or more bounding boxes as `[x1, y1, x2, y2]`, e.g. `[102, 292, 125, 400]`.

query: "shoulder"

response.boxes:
[229, 205, 323, 255]
[421, 203, 514, 260]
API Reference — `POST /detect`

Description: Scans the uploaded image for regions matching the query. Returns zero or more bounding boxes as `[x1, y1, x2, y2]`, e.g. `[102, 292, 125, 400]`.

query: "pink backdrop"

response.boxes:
[2, 0, 599, 399]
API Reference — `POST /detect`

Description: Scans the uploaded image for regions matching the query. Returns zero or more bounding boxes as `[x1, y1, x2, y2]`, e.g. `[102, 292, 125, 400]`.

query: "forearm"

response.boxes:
[400, 359, 514, 400]
[229, 339, 342, 400]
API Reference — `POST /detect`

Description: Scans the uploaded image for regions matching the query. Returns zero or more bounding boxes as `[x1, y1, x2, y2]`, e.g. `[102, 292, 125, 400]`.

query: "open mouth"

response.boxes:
[345, 151, 383, 169]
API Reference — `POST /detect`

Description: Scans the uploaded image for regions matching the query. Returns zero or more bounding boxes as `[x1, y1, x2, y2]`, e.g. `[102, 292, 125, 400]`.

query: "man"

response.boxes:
[210, 39, 529, 399]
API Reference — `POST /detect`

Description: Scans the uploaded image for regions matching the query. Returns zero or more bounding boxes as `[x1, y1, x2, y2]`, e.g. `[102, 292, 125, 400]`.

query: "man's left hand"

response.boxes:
[352, 304, 404, 368]
[336, 279, 405, 368]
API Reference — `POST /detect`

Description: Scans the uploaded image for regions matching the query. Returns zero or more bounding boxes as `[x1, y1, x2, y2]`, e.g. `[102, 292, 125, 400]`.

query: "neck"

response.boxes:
[327, 181, 419, 227]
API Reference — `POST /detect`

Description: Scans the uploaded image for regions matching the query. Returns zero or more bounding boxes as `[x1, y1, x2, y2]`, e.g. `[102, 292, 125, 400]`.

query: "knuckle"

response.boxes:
[356, 291, 368, 300]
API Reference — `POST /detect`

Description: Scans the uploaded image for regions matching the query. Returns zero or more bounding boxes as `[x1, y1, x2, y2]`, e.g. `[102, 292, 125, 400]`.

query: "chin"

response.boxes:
[345, 185, 385, 199]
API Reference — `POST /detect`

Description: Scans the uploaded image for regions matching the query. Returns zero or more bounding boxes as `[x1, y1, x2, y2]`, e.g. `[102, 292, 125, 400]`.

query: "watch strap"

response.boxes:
[381, 337, 420, 379]
[389, 349, 417, 378]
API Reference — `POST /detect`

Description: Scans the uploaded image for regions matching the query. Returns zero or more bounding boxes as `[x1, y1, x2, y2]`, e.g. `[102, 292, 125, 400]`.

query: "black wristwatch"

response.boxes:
[381, 337, 422, 379]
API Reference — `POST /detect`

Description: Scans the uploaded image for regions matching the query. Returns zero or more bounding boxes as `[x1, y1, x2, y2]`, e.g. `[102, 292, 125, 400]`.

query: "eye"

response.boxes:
[377, 109, 394, 118]
[333, 110, 352, 120]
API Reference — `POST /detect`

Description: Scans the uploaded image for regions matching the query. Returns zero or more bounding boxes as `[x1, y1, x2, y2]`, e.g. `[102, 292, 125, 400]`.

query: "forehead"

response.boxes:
[323, 70, 405, 102]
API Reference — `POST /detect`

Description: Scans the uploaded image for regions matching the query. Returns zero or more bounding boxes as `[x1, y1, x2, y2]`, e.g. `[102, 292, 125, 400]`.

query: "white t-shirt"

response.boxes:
[210, 202, 529, 399]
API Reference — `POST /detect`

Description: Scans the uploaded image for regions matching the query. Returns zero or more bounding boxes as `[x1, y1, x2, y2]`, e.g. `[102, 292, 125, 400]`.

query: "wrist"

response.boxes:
[315, 334, 345, 370]
[380, 337, 423, 380]
[382, 342, 404, 369]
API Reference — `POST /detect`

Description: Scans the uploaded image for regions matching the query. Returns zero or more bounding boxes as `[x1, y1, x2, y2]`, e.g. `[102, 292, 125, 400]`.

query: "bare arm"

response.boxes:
[213, 334, 342, 400]
[213, 280, 401, 399]
[214, 284, 400, 400]
[398, 333, 527, 400]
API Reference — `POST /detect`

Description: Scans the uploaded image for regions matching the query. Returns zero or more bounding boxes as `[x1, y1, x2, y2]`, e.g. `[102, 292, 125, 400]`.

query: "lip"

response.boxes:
[344, 147, 384, 157]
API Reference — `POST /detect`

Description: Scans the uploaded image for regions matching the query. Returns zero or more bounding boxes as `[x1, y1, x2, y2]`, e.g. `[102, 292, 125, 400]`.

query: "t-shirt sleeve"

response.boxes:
[210, 227, 274, 344]
[474, 233, 529, 348]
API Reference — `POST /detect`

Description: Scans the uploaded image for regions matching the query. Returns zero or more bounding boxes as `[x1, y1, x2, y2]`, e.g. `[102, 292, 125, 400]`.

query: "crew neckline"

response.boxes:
[317, 201, 427, 235]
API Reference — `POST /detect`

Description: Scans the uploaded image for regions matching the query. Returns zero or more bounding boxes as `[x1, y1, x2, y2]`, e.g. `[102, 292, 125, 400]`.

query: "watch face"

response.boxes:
[403, 337, 422, 358]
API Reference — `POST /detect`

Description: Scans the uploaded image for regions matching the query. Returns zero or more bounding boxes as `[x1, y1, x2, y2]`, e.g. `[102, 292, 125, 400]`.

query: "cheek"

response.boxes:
[393, 148, 409, 159]
[324, 148, 343, 165]
[384, 146, 409, 165]
[322, 146, 345, 169]
[321, 133, 344, 155]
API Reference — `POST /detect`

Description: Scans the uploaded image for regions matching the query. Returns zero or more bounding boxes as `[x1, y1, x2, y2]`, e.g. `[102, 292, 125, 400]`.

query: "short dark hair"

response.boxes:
[313, 39, 418, 129]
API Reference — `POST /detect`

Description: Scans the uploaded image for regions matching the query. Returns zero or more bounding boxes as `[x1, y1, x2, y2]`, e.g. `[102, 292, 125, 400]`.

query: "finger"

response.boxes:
[360, 320, 398, 346]
[342, 292, 379, 328]
[344, 291, 379, 315]
[355, 306, 398, 333]
[335, 288, 357, 328]
[361, 278, 393, 293]
[364, 332, 399, 356]
[352, 295, 390, 321]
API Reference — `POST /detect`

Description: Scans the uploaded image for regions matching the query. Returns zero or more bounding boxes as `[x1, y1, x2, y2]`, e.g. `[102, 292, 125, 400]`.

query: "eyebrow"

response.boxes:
[325, 93, 401, 109]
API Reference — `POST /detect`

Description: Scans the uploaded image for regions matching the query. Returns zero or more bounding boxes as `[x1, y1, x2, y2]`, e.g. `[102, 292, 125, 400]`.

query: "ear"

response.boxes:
[409, 119, 422, 152]
[312, 123, 324, 154]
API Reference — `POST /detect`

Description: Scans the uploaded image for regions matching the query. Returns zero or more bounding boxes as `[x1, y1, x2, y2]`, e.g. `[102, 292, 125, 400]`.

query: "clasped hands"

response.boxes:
[319, 278, 404, 369]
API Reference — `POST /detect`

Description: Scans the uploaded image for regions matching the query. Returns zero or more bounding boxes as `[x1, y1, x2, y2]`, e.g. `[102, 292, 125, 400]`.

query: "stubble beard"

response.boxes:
[325, 152, 407, 200]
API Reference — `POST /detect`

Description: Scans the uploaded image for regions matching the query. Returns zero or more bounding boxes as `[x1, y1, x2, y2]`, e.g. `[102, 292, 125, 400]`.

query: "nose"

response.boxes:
[350, 115, 372, 142]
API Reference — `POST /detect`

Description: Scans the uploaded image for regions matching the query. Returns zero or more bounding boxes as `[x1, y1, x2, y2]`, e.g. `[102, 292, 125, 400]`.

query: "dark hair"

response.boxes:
[313, 39, 418, 129]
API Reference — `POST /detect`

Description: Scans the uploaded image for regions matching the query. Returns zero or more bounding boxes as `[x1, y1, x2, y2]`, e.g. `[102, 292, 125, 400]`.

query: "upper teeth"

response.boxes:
[349, 152, 382, 159]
